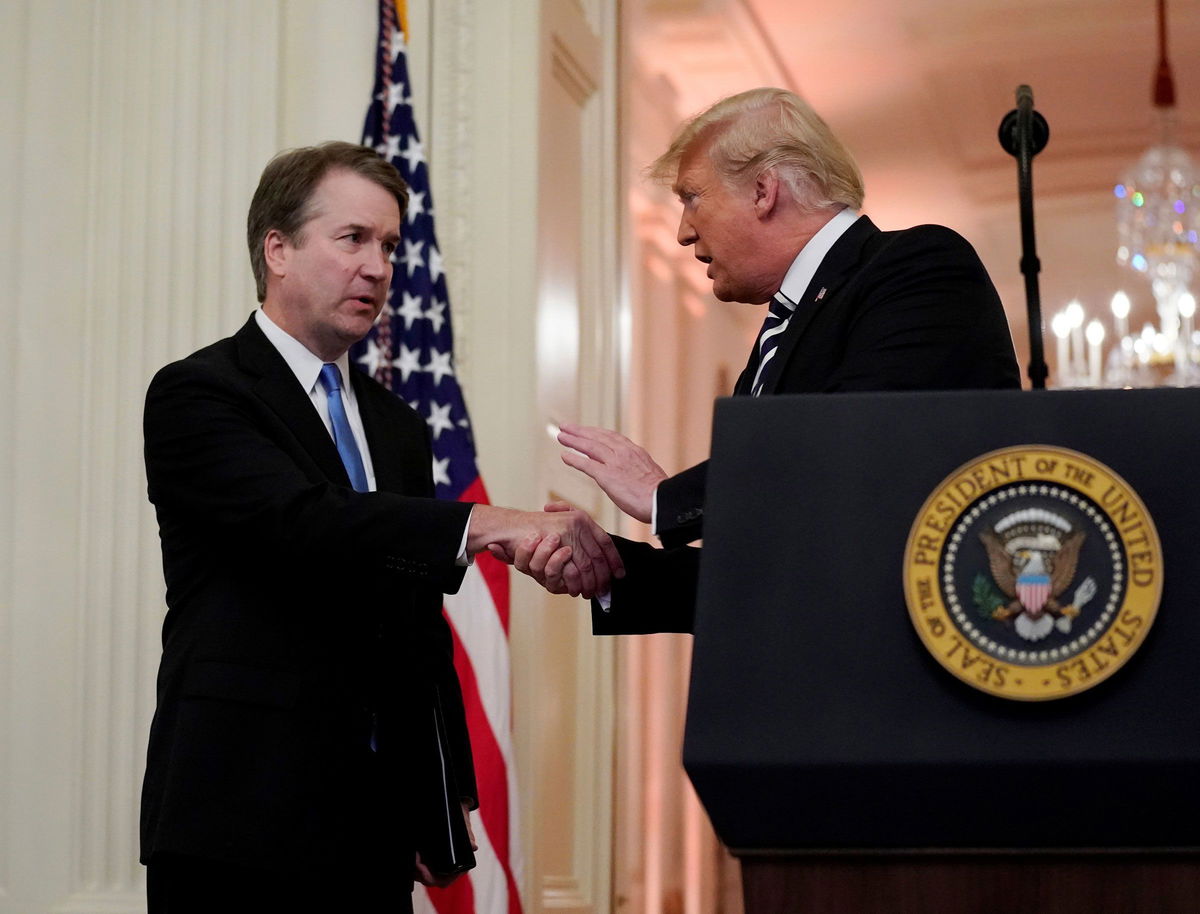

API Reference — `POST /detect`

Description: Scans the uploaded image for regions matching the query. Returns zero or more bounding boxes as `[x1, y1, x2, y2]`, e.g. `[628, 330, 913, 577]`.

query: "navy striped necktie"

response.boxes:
[749, 291, 797, 396]
[318, 363, 369, 492]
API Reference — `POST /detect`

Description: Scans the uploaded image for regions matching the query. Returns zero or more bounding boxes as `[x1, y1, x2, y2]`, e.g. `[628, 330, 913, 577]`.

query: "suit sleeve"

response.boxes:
[591, 536, 700, 634]
[654, 462, 709, 548]
[144, 356, 472, 594]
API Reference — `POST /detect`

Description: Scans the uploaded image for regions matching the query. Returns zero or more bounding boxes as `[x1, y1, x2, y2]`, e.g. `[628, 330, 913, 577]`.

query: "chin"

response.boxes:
[712, 286, 767, 305]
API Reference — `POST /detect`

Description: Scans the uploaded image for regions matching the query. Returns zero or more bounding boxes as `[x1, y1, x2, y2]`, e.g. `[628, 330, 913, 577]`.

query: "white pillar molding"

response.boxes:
[2, 2, 293, 911]
[423, 0, 479, 386]
[60, 3, 284, 911]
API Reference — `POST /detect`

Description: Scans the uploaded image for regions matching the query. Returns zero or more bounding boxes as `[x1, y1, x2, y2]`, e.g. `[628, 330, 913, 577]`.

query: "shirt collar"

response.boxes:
[778, 207, 861, 305]
[254, 308, 353, 395]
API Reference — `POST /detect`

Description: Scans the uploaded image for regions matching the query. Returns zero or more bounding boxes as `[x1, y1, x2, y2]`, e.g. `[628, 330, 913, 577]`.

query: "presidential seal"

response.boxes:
[902, 446, 1162, 700]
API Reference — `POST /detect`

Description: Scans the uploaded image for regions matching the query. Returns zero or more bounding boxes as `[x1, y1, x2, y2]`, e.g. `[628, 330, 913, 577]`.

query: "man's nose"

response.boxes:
[677, 213, 696, 247]
[362, 244, 391, 278]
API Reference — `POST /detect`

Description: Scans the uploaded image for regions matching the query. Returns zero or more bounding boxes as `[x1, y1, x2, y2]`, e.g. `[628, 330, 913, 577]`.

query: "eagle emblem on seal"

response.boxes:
[979, 508, 1098, 642]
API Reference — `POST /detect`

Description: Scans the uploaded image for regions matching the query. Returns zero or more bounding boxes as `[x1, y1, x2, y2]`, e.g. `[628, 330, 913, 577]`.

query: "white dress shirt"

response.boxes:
[255, 308, 472, 562]
[255, 308, 379, 491]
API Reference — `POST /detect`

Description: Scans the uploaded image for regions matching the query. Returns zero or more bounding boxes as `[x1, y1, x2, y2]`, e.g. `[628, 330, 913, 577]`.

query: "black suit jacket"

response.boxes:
[594, 217, 1020, 635]
[140, 315, 476, 874]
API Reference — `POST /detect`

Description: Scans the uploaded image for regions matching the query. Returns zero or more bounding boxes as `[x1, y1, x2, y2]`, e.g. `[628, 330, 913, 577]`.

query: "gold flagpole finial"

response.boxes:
[394, 0, 408, 39]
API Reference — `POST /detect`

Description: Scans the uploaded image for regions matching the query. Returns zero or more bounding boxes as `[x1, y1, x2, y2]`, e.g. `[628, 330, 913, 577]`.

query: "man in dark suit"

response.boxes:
[141, 142, 622, 912]
[505, 87, 1019, 632]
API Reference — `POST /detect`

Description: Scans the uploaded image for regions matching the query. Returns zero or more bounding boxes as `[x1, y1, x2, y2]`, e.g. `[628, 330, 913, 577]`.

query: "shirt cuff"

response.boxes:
[596, 591, 612, 612]
[650, 485, 659, 535]
[456, 505, 475, 567]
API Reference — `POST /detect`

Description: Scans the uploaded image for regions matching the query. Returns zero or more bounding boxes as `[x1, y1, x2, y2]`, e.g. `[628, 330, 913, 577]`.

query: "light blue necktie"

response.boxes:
[318, 363, 369, 493]
[749, 291, 798, 396]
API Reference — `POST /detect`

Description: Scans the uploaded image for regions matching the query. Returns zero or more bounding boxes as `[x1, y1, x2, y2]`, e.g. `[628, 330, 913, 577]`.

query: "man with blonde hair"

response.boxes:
[508, 88, 1020, 630]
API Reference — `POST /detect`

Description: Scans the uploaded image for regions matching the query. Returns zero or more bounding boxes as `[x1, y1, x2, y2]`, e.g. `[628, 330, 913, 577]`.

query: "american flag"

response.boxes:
[353, 2, 524, 912]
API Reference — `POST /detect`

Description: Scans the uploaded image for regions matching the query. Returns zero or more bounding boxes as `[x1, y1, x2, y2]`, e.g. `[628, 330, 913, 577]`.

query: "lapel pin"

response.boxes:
[815, 287, 827, 301]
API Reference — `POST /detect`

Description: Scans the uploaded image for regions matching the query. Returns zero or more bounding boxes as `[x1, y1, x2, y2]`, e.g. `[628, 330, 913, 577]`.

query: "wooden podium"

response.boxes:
[682, 389, 1200, 913]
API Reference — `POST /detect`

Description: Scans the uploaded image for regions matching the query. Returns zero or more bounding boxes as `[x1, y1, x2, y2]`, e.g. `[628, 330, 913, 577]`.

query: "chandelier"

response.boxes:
[1052, 0, 1199, 388]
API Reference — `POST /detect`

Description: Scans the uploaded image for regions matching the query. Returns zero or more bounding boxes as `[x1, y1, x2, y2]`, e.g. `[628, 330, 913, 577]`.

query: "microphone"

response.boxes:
[998, 85, 1049, 157]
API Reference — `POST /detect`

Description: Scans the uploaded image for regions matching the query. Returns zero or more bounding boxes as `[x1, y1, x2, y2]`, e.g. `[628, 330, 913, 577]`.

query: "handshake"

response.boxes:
[467, 424, 668, 599]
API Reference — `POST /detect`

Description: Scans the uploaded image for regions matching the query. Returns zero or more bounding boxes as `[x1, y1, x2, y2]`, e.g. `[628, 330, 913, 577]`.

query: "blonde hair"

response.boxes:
[649, 87, 864, 212]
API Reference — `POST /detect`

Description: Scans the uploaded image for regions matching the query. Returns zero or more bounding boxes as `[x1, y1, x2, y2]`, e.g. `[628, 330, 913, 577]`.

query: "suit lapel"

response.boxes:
[760, 215, 881, 395]
[233, 316, 353, 488]
[352, 371, 428, 496]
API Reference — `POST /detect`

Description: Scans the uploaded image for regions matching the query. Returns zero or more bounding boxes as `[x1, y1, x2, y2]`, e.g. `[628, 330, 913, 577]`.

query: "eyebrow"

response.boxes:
[338, 222, 400, 244]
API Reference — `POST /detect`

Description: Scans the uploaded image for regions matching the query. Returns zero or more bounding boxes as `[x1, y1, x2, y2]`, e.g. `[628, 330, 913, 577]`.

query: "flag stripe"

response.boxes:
[449, 620, 524, 911]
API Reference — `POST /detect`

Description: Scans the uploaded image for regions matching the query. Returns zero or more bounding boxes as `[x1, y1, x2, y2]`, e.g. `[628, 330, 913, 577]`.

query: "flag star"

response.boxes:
[393, 343, 423, 383]
[356, 337, 389, 378]
[431, 456, 451, 487]
[401, 238, 425, 277]
[424, 348, 455, 386]
[386, 81, 408, 113]
[390, 28, 406, 63]
[428, 245, 444, 283]
[408, 399, 420, 412]
[406, 190, 426, 224]
[426, 401, 455, 440]
[458, 418, 471, 428]
[425, 299, 446, 334]
[400, 135, 425, 173]
[397, 290, 425, 329]
[385, 135, 402, 161]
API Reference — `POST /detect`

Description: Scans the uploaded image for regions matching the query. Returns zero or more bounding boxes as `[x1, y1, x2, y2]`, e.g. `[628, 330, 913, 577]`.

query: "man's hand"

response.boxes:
[414, 801, 478, 889]
[489, 503, 587, 596]
[469, 503, 624, 599]
[557, 424, 667, 524]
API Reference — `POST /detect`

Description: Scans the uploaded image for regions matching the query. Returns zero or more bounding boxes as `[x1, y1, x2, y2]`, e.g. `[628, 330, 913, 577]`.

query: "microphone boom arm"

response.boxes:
[998, 85, 1051, 389]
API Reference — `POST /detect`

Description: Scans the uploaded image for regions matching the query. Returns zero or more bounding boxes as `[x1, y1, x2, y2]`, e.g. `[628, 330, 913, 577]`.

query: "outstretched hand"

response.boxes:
[557, 424, 667, 524]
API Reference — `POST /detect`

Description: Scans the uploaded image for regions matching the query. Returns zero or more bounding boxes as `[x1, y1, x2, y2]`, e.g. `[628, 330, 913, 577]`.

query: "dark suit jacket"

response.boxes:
[594, 217, 1020, 635]
[140, 315, 476, 875]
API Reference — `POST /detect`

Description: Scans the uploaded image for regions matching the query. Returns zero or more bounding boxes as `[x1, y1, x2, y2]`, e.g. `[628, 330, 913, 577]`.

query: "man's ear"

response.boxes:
[753, 169, 781, 219]
[263, 229, 290, 279]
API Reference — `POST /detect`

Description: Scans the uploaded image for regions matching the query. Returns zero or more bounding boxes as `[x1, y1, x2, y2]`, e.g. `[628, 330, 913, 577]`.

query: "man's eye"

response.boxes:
[382, 242, 397, 255]
[344, 232, 361, 243]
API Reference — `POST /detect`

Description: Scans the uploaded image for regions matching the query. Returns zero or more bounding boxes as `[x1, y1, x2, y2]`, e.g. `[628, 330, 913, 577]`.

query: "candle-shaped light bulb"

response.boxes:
[1086, 320, 1105, 387]
[1052, 312, 1071, 386]
[1066, 300, 1086, 376]
[1066, 300, 1085, 327]
[1179, 293, 1196, 378]
[1110, 291, 1131, 345]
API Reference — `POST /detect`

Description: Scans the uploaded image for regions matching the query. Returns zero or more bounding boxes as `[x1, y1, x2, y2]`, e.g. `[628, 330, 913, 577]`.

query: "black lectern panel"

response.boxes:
[683, 389, 1200, 851]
